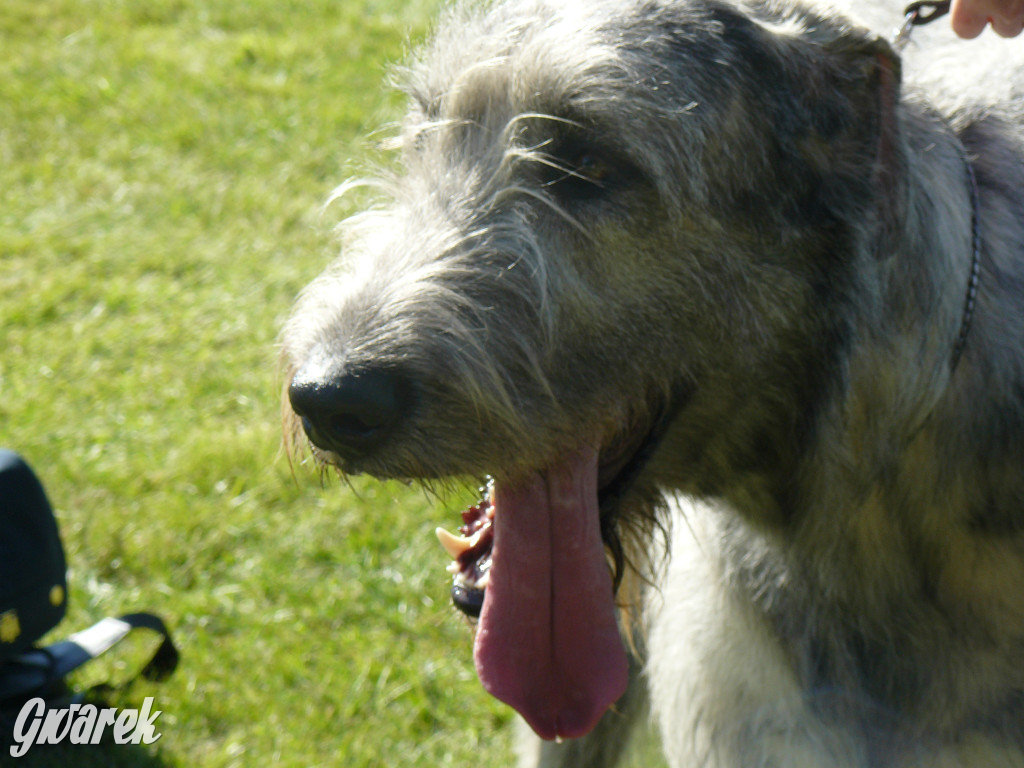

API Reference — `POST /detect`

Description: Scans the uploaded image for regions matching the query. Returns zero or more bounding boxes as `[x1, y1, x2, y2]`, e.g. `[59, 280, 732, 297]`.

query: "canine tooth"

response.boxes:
[436, 527, 471, 559]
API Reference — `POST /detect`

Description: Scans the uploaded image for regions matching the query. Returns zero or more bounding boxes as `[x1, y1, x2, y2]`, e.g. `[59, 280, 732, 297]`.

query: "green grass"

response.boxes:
[0, 1, 522, 765]
[1, 2, 668, 765]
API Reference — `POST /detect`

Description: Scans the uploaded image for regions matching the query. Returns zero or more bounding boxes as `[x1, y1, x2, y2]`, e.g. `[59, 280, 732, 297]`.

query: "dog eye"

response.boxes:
[574, 153, 610, 183]
[538, 149, 613, 201]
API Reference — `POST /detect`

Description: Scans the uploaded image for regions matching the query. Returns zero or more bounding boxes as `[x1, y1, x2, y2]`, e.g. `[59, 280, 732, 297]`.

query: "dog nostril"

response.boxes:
[288, 365, 410, 459]
[325, 411, 382, 439]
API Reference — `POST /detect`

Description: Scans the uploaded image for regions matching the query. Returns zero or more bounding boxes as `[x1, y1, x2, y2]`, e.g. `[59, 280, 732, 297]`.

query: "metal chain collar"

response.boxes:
[888, 0, 981, 373]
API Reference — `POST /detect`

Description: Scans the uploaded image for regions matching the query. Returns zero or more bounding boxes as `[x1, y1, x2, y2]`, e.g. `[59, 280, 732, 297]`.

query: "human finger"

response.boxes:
[950, 0, 989, 37]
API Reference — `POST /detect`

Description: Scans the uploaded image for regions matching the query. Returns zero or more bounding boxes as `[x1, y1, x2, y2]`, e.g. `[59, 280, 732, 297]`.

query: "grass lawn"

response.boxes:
[0, 0, 521, 764]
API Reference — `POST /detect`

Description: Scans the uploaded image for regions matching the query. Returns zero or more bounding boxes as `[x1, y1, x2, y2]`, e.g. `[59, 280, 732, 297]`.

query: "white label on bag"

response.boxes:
[66, 616, 132, 657]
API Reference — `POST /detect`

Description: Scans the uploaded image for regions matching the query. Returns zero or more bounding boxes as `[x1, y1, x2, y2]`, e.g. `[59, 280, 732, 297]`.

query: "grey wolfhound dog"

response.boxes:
[281, 0, 1024, 764]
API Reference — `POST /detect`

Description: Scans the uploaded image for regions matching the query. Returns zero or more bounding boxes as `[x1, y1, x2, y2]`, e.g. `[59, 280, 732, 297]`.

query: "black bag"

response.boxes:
[0, 449, 67, 662]
[0, 450, 178, 707]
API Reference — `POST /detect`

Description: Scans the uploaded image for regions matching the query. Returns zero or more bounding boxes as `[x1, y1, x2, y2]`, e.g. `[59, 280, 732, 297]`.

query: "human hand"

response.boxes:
[950, 0, 1024, 37]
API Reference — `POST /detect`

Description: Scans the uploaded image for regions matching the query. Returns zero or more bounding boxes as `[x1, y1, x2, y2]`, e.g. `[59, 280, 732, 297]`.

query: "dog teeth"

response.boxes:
[452, 568, 489, 590]
[436, 527, 471, 559]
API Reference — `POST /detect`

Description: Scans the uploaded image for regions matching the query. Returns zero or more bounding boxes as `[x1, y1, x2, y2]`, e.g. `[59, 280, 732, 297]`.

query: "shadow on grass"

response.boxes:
[1, 741, 170, 767]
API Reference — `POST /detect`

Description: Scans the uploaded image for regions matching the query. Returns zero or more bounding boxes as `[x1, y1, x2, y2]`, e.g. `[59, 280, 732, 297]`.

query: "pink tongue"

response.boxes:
[472, 446, 629, 740]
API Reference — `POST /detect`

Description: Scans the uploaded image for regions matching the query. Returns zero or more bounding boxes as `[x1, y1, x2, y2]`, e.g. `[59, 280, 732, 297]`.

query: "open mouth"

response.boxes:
[435, 402, 677, 619]
[435, 479, 496, 618]
[430, 392, 683, 741]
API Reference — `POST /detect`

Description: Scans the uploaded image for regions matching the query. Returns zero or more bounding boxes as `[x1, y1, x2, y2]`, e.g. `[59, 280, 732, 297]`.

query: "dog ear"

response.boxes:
[669, 6, 907, 242]
[822, 33, 902, 160]
[756, 27, 906, 243]
[821, 33, 906, 251]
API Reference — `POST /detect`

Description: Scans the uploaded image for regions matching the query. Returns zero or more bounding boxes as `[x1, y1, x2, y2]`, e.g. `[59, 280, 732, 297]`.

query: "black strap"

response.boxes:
[894, 0, 952, 51]
[904, 0, 952, 24]
[0, 613, 178, 706]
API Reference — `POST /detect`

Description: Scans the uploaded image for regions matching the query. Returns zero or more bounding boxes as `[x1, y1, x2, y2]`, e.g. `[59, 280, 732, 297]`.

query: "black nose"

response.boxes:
[288, 364, 411, 461]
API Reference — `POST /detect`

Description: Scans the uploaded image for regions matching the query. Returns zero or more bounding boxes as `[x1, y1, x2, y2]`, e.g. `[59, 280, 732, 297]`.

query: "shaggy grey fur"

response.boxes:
[281, 0, 1024, 764]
